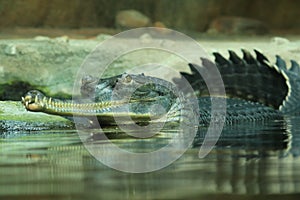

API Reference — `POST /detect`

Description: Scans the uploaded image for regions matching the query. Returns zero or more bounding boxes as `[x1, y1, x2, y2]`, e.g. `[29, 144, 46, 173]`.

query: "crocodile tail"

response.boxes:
[274, 54, 300, 113]
[177, 50, 300, 114]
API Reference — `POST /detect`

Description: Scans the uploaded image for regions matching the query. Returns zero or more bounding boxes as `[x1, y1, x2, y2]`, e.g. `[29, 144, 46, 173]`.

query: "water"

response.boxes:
[1, 117, 300, 199]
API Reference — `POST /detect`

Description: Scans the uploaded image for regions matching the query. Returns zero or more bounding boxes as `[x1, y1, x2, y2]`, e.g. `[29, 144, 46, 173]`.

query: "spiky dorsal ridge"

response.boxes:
[273, 54, 300, 114]
[217, 49, 300, 114]
[180, 49, 300, 114]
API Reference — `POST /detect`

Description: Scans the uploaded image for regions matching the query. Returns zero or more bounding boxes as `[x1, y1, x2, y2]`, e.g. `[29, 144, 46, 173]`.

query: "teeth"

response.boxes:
[25, 101, 28, 107]
[48, 97, 52, 104]
[21, 97, 25, 103]
[35, 95, 38, 103]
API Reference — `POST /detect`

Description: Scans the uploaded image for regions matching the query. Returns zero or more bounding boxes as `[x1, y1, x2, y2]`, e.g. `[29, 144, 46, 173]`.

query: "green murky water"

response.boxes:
[1, 117, 300, 199]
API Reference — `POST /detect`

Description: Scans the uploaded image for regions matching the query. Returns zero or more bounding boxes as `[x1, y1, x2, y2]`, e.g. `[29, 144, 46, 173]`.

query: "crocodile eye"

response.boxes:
[125, 74, 132, 83]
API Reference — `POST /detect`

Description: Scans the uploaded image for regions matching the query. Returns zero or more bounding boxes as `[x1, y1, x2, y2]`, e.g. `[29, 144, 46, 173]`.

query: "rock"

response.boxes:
[0, 38, 98, 100]
[271, 37, 290, 45]
[54, 35, 69, 43]
[153, 21, 171, 34]
[4, 44, 17, 56]
[34, 36, 51, 41]
[115, 9, 151, 29]
[153, 21, 166, 29]
[95, 34, 113, 41]
[207, 16, 268, 35]
[139, 33, 153, 44]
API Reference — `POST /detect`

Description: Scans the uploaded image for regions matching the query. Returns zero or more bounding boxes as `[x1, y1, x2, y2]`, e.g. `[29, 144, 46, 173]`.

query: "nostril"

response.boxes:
[21, 90, 46, 105]
[21, 90, 47, 111]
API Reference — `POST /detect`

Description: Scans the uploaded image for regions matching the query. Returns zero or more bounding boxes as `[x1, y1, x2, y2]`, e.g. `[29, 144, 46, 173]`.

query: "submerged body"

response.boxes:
[22, 50, 300, 126]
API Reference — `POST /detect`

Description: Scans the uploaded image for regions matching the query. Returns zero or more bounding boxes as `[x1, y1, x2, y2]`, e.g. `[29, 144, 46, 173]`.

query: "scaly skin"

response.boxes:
[22, 73, 182, 125]
[22, 90, 127, 116]
[22, 50, 300, 125]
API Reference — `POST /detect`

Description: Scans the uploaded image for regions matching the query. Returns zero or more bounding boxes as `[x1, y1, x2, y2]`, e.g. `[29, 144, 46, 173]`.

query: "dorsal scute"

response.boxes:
[254, 49, 269, 64]
[290, 60, 300, 74]
[216, 50, 289, 109]
[179, 49, 300, 114]
[276, 55, 287, 70]
[213, 52, 230, 66]
[228, 50, 243, 64]
[277, 62, 300, 114]
[241, 49, 256, 64]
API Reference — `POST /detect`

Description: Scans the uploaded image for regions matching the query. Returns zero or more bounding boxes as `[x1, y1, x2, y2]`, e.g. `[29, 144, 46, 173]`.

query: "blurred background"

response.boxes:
[0, 0, 300, 38]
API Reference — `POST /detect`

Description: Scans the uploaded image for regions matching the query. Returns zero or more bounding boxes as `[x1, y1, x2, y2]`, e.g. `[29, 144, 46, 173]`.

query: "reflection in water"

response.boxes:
[1, 117, 300, 199]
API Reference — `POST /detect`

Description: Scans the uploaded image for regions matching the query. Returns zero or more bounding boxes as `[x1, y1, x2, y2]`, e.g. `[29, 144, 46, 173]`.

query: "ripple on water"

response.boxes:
[1, 117, 300, 199]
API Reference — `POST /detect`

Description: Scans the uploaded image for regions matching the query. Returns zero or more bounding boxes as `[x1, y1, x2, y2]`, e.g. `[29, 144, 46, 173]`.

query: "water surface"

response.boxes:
[1, 116, 300, 199]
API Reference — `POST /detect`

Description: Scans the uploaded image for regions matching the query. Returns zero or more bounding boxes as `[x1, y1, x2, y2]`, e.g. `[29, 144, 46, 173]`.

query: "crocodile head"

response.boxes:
[22, 73, 182, 125]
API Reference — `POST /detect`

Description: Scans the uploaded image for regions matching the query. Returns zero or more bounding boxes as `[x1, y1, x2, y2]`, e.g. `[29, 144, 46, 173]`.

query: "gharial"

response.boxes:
[21, 50, 300, 127]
